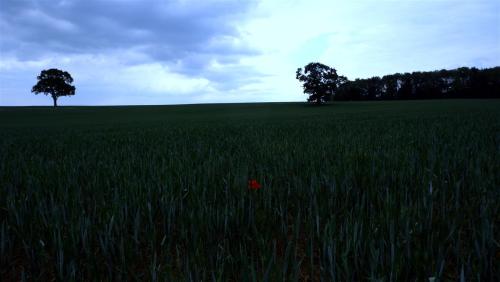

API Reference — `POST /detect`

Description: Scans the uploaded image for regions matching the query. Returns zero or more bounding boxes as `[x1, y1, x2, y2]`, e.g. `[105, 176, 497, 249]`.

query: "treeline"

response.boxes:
[335, 66, 500, 101]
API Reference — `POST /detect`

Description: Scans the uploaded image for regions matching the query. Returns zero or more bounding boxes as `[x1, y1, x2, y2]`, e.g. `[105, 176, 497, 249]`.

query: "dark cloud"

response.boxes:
[0, 0, 260, 77]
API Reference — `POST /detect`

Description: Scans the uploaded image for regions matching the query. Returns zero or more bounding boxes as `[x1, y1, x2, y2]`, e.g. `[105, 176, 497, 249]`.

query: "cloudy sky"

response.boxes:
[1, 0, 499, 106]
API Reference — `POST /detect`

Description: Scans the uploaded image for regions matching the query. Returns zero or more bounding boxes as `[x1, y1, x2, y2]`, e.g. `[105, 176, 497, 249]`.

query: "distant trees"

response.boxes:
[32, 69, 76, 107]
[296, 62, 347, 104]
[334, 67, 500, 101]
[297, 63, 500, 103]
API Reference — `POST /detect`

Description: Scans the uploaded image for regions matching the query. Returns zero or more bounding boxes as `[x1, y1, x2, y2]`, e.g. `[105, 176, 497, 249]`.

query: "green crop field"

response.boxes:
[1, 99, 499, 281]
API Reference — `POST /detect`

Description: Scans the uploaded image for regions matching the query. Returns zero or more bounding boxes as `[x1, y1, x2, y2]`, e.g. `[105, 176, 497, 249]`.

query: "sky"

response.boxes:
[0, 0, 499, 106]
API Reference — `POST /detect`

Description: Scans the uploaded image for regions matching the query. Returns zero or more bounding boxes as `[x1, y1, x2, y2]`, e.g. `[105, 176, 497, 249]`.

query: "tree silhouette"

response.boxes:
[296, 62, 347, 104]
[32, 69, 76, 107]
[334, 66, 500, 101]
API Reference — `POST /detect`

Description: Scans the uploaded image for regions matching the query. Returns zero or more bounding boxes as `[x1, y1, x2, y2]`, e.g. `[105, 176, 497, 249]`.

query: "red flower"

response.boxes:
[248, 179, 262, 190]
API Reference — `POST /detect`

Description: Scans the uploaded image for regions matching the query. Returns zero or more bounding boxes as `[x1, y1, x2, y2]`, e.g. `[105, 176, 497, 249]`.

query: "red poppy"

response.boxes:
[248, 179, 262, 190]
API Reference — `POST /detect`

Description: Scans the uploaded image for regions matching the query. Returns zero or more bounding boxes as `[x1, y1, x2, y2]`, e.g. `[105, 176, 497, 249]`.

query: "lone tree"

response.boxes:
[296, 62, 347, 104]
[32, 68, 76, 107]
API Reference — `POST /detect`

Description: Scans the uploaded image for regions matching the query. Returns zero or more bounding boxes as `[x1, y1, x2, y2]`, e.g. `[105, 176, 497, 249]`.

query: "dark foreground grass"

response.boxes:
[1, 100, 499, 281]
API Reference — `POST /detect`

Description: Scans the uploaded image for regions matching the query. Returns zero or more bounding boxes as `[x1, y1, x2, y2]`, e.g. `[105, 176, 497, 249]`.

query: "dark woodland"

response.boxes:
[297, 64, 500, 103]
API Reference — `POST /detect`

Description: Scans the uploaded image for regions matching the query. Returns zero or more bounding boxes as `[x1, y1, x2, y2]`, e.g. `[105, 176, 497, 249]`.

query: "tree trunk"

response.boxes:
[52, 96, 57, 107]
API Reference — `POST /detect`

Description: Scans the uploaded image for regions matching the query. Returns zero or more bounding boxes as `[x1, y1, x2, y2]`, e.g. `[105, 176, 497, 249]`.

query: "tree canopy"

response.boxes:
[297, 63, 500, 103]
[296, 62, 347, 104]
[32, 68, 76, 107]
[335, 67, 500, 101]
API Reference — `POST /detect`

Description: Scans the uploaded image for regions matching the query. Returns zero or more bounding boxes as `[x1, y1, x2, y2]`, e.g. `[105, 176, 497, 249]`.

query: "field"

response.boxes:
[1, 100, 499, 281]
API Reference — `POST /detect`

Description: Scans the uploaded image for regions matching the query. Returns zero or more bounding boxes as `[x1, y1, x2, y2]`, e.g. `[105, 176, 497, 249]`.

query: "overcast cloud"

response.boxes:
[1, 0, 499, 105]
